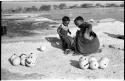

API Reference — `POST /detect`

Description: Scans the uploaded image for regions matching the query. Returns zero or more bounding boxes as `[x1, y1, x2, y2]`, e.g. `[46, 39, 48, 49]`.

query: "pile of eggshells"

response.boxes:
[9, 53, 37, 67]
[79, 56, 109, 70]
[9, 45, 47, 67]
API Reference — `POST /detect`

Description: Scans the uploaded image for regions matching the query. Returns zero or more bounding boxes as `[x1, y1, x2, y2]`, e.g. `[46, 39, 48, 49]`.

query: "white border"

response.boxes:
[1, 79, 124, 81]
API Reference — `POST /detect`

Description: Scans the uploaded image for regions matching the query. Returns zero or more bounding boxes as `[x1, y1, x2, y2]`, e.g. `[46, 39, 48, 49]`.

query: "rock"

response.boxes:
[108, 45, 115, 48]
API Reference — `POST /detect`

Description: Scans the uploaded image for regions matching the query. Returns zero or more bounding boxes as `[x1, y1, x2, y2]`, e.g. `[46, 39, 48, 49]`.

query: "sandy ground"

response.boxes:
[1, 19, 124, 80]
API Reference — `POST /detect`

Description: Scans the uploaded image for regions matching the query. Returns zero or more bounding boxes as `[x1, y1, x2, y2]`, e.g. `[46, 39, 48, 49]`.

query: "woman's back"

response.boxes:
[74, 22, 100, 55]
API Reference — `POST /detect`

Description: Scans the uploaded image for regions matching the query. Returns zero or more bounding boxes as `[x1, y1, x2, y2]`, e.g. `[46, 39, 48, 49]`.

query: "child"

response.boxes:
[57, 16, 73, 54]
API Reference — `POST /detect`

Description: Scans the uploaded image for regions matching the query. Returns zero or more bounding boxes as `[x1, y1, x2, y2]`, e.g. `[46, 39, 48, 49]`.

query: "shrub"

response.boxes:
[58, 3, 67, 9]
[53, 5, 58, 10]
[69, 4, 78, 9]
[105, 3, 119, 7]
[81, 3, 94, 8]
[95, 3, 105, 8]
[39, 5, 51, 11]
[120, 3, 124, 7]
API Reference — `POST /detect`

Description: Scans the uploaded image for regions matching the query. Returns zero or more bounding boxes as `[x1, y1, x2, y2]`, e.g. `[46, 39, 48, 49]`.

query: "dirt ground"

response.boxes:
[1, 19, 124, 80]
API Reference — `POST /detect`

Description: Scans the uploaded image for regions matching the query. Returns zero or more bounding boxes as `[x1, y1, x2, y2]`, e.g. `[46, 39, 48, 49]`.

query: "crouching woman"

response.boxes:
[73, 16, 100, 55]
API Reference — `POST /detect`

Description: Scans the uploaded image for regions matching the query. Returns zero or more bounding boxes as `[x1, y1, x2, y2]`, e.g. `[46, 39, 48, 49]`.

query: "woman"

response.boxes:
[73, 16, 100, 55]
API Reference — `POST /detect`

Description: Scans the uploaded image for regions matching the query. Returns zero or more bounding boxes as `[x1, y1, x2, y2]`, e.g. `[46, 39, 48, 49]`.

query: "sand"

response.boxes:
[1, 19, 124, 80]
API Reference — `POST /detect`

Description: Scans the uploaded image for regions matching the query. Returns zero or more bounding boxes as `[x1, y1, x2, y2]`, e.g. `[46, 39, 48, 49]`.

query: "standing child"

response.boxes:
[57, 16, 74, 54]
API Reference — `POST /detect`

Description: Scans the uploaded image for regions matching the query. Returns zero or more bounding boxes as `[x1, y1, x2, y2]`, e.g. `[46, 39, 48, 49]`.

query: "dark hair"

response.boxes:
[74, 16, 84, 23]
[62, 16, 70, 22]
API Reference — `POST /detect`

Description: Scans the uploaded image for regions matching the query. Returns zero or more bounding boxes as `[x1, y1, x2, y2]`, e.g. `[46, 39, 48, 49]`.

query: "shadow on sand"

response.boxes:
[104, 32, 124, 40]
[45, 37, 62, 50]
[1, 68, 45, 80]
[70, 60, 81, 69]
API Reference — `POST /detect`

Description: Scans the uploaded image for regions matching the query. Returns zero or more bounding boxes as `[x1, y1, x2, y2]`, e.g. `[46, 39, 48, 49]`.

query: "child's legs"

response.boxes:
[62, 36, 74, 50]
[59, 35, 75, 51]
[62, 40, 68, 51]
[60, 36, 68, 51]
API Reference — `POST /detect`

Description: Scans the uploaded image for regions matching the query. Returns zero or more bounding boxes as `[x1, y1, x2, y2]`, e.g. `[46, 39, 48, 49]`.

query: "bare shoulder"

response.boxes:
[85, 22, 92, 26]
[57, 25, 62, 30]
[84, 22, 92, 31]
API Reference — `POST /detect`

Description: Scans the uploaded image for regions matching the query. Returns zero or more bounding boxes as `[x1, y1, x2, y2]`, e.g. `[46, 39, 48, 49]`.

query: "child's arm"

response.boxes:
[57, 26, 63, 37]
[57, 26, 67, 37]
[68, 29, 71, 35]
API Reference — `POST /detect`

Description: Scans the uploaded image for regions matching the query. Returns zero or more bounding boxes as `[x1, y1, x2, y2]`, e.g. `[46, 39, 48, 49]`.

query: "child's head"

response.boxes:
[74, 16, 84, 27]
[62, 16, 70, 26]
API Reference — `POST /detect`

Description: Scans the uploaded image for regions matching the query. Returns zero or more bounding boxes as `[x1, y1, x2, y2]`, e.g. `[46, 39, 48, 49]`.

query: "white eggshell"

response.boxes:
[26, 57, 35, 67]
[25, 53, 37, 67]
[26, 62, 35, 67]
[101, 57, 109, 62]
[20, 54, 27, 59]
[79, 56, 89, 62]
[12, 56, 21, 66]
[30, 53, 37, 60]
[40, 45, 46, 51]
[25, 58, 36, 67]
[99, 57, 109, 69]
[10, 54, 17, 62]
[79, 56, 89, 69]
[89, 56, 98, 63]
[79, 61, 89, 69]
[20, 59, 26, 66]
[89, 61, 99, 70]
[20, 57, 27, 65]
[89, 19, 94, 22]
[20, 54, 27, 66]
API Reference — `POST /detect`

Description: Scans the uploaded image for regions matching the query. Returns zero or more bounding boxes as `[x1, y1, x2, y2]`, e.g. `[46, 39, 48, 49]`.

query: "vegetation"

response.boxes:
[2, 2, 124, 13]
[58, 3, 67, 9]
[81, 3, 94, 8]
[23, 6, 38, 12]
[53, 5, 58, 10]
[39, 5, 51, 11]
[120, 3, 124, 7]
[105, 3, 119, 7]
[69, 4, 78, 9]
[95, 3, 105, 8]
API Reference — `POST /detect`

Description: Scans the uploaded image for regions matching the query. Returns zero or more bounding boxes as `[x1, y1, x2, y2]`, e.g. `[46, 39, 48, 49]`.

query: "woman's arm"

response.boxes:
[84, 24, 94, 40]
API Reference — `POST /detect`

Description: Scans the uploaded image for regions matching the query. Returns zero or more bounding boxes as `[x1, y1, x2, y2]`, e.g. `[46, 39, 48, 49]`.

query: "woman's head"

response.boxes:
[74, 16, 84, 27]
[62, 16, 70, 26]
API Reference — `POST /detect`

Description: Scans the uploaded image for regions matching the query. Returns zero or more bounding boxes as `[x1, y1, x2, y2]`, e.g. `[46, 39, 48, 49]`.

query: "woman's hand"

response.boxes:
[84, 28, 94, 40]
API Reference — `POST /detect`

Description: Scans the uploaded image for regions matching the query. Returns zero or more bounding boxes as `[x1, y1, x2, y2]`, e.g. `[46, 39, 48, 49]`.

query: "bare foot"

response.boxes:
[96, 49, 102, 53]
[64, 49, 72, 55]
